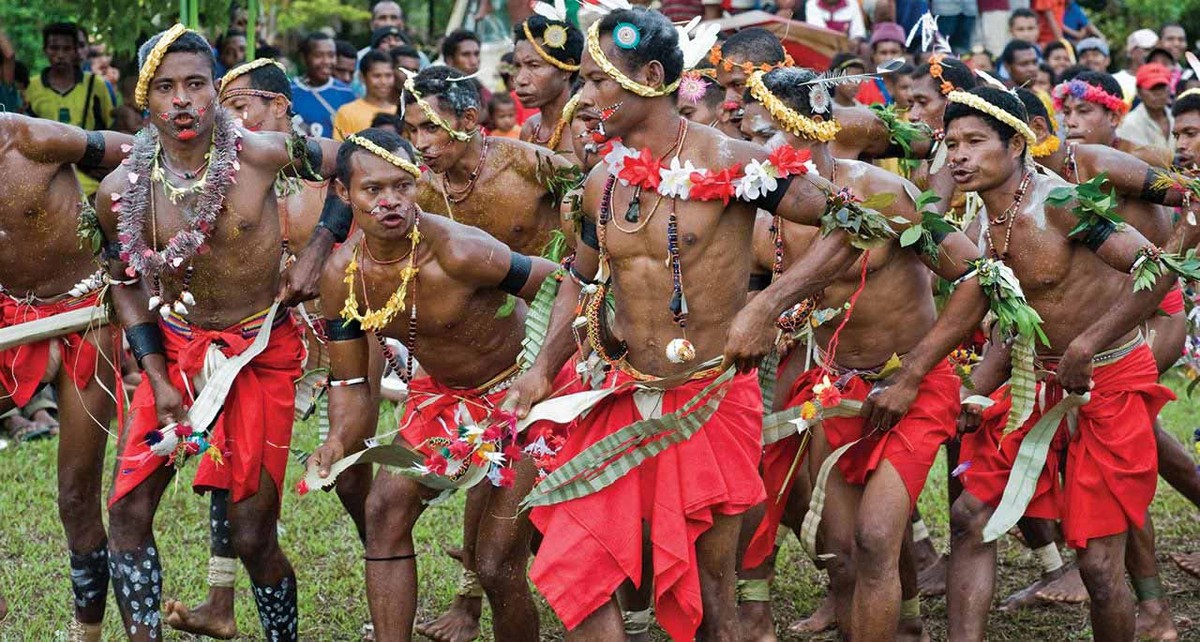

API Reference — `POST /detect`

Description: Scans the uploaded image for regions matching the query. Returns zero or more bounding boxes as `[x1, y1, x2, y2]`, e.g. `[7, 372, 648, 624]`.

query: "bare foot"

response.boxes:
[738, 600, 778, 642]
[1035, 564, 1088, 604]
[1136, 598, 1179, 641]
[788, 592, 836, 634]
[897, 616, 931, 642]
[164, 594, 238, 640]
[917, 554, 947, 597]
[1170, 552, 1200, 579]
[1000, 565, 1071, 611]
[415, 595, 482, 642]
[443, 545, 464, 564]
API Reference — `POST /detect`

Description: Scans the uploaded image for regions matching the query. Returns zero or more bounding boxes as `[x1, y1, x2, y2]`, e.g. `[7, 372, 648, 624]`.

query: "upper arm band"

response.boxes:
[1140, 168, 1170, 205]
[80, 131, 106, 170]
[325, 317, 364, 341]
[500, 252, 533, 295]
[580, 218, 599, 250]
[930, 227, 950, 245]
[315, 190, 353, 243]
[749, 175, 793, 213]
[1079, 217, 1117, 252]
[748, 272, 771, 291]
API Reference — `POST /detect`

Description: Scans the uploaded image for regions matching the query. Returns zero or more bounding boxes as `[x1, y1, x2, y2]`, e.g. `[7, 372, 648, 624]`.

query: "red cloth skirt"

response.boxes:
[0, 291, 101, 407]
[960, 344, 1173, 549]
[529, 369, 765, 642]
[745, 360, 960, 564]
[1158, 283, 1185, 316]
[111, 313, 304, 506]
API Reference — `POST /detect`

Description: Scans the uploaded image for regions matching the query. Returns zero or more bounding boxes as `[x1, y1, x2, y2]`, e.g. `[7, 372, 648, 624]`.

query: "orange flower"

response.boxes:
[800, 401, 818, 420]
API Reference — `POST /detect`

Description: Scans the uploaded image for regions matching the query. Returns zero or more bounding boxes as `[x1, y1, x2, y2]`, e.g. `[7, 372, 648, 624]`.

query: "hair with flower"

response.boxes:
[1051, 76, 1129, 116]
[745, 68, 841, 142]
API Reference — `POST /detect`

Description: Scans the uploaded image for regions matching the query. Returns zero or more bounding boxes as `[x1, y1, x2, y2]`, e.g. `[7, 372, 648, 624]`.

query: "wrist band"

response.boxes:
[328, 377, 367, 387]
[126, 322, 165, 368]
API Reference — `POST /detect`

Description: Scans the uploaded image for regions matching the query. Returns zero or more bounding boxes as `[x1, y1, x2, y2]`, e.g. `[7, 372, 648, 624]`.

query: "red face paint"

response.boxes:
[159, 112, 172, 121]
[177, 130, 199, 141]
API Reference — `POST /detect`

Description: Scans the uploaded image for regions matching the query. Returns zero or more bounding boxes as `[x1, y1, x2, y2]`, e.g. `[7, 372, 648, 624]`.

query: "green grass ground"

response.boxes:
[0, 379, 1198, 641]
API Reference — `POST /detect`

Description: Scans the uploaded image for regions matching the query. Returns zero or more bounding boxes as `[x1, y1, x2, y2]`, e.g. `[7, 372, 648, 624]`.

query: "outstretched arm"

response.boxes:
[442, 224, 559, 302]
[7, 113, 132, 169]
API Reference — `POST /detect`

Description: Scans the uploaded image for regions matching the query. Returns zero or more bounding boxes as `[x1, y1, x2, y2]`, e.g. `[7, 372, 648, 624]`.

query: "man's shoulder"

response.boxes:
[327, 81, 358, 100]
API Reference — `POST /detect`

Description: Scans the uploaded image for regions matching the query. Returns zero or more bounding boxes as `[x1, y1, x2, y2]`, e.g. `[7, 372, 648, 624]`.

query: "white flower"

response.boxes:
[658, 157, 698, 199]
[735, 159, 780, 201]
[603, 141, 636, 180]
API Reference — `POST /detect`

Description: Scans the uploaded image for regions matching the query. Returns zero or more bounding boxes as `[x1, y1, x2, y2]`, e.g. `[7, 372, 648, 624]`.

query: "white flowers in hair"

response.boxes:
[532, 0, 569, 22]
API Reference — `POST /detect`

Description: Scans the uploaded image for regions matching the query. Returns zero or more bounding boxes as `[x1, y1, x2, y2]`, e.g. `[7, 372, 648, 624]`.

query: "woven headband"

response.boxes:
[946, 90, 1038, 147]
[586, 20, 680, 98]
[347, 134, 423, 178]
[522, 21, 580, 72]
[220, 58, 288, 96]
[135, 24, 190, 109]
[399, 69, 475, 142]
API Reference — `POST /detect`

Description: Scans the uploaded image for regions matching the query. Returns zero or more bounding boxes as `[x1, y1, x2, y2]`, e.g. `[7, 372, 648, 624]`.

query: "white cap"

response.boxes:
[1126, 28, 1159, 52]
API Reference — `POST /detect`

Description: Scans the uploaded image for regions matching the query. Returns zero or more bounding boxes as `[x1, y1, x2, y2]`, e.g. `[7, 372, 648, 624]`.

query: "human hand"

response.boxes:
[499, 368, 555, 419]
[1055, 341, 1095, 395]
[151, 382, 188, 428]
[307, 440, 345, 481]
[277, 245, 325, 306]
[860, 372, 920, 432]
[722, 302, 776, 374]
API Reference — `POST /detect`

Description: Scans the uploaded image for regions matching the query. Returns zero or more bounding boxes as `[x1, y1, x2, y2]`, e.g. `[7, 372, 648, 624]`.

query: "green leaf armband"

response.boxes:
[1046, 173, 1126, 239]
[898, 190, 956, 263]
[818, 188, 900, 250]
[1130, 246, 1200, 292]
[869, 103, 931, 160]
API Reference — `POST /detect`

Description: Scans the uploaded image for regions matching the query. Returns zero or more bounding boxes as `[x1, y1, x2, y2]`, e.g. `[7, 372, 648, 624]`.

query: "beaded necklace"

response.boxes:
[984, 170, 1034, 260]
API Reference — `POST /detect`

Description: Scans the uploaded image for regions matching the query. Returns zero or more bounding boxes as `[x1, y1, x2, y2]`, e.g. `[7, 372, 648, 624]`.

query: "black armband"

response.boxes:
[80, 131, 106, 170]
[1140, 168, 1171, 205]
[500, 252, 533, 295]
[315, 189, 353, 243]
[749, 175, 793, 213]
[102, 240, 122, 261]
[930, 227, 950, 245]
[748, 272, 771, 291]
[325, 317, 365, 341]
[301, 139, 324, 180]
[126, 323, 165, 368]
[580, 217, 599, 250]
[1079, 217, 1117, 251]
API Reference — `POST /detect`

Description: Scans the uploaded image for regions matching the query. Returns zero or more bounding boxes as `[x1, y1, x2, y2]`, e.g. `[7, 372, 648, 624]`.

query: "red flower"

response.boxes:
[448, 440, 474, 460]
[617, 148, 664, 191]
[689, 164, 744, 204]
[175, 424, 193, 438]
[768, 146, 812, 177]
[295, 479, 310, 496]
[498, 466, 517, 488]
[184, 441, 201, 456]
[426, 453, 449, 475]
[503, 443, 523, 463]
[481, 425, 503, 442]
[816, 385, 842, 408]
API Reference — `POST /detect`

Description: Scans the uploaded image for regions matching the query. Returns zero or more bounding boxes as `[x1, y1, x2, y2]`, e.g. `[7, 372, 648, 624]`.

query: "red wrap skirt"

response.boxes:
[0, 291, 101, 407]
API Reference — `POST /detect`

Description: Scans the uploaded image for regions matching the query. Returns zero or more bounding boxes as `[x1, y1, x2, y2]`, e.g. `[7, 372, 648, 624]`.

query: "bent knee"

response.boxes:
[854, 522, 903, 570]
[949, 495, 990, 543]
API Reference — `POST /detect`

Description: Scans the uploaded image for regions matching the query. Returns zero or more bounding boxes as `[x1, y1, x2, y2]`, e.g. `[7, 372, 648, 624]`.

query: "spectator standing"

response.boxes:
[967, 46, 996, 73]
[1075, 36, 1110, 73]
[930, 0, 977, 54]
[333, 50, 398, 140]
[1031, 0, 1066, 44]
[1000, 38, 1040, 87]
[358, 2, 430, 69]
[486, 92, 521, 137]
[291, 32, 357, 137]
[1008, 8, 1039, 44]
[976, 0, 1011, 56]
[1114, 29, 1158, 102]
[24, 22, 114, 196]
[1118, 62, 1175, 150]
[215, 31, 247, 79]
[1161, 24, 1187, 64]
[1043, 39, 1074, 77]
[335, 39, 359, 85]
[1061, 0, 1102, 42]
[856, 22, 906, 105]
[442, 29, 491, 105]
[0, 31, 20, 112]
[805, 0, 867, 41]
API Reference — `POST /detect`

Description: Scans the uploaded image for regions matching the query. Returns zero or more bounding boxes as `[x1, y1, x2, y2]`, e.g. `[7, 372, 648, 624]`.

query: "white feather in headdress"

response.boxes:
[532, 0, 569, 22]
[579, 0, 632, 17]
[676, 17, 720, 70]
[1186, 51, 1200, 79]
[905, 12, 951, 54]
[976, 68, 1018, 95]
[798, 61, 902, 113]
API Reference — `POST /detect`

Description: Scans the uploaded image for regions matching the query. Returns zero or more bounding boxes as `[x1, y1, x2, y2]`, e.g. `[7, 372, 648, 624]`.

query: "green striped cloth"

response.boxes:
[518, 271, 564, 371]
[798, 399, 864, 561]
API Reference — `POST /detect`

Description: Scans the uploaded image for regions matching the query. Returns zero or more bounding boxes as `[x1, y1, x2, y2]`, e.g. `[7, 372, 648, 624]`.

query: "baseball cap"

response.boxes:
[371, 26, 405, 49]
[870, 22, 906, 47]
[1076, 37, 1110, 58]
[1126, 28, 1159, 52]
[1136, 62, 1172, 89]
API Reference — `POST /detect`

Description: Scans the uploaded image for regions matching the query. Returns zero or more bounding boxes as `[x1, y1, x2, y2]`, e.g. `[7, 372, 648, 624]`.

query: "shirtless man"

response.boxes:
[677, 66, 725, 128]
[0, 114, 129, 639]
[728, 67, 994, 641]
[160, 56, 345, 640]
[399, 63, 575, 642]
[513, 11, 584, 161]
[943, 86, 1182, 642]
[94, 26, 340, 641]
[1014, 87, 1191, 638]
[307, 128, 566, 642]
[1056, 71, 1174, 168]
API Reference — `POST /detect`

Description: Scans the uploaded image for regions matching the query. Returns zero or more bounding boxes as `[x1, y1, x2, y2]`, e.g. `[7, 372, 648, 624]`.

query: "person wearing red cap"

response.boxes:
[1117, 62, 1175, 152]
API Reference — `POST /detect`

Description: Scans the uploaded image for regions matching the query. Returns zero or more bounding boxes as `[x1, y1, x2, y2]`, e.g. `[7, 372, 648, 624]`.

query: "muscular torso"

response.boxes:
[0, 118, 99, 297]
[418, 137, 560, 255]
[329, 219, 526, 388]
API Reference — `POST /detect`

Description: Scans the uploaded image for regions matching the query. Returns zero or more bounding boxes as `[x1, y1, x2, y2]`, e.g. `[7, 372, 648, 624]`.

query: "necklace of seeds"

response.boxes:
[359, 237, 418, 382]
[984, 170, 1033, 260]
[146, 186, 197, 317]
[439, 136, 491, 204]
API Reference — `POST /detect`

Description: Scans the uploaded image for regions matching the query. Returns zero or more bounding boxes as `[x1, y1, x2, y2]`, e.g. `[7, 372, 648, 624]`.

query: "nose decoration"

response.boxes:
[172, 97, 186, 107]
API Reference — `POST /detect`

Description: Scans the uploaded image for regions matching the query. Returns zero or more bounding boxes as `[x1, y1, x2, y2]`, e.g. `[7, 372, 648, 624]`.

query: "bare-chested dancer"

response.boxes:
[94, 26, 341, 641]
[0, 114, 129, 640]
[1167, 89, 1200, 583]
[514, 9, 583, 162]
[944, 86, 1185, 642]
[726, 67, 995, 642]
[398, 63, 575, 642]
[307, 128, 572, 642]
[160, 56, 343, 640]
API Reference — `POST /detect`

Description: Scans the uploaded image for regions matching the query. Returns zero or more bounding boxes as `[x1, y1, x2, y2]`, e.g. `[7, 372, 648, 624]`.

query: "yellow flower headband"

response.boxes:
[746, 70, 841, 142]
[523, 21, 580, 73]
[946, 90, 1037, 149]
[586, 20, 681, 98]
[400, 69, 475, 142]
[346, 134, 423, 178]
[220, 58, 287, 96]
[135, 23, 190, 109]
[1030, 135, 1060, 158]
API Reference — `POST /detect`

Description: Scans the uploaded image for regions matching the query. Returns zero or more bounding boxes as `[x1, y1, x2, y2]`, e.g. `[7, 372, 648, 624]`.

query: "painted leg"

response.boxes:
[107, 465, 175, 642]
[230, 470, 298, 642]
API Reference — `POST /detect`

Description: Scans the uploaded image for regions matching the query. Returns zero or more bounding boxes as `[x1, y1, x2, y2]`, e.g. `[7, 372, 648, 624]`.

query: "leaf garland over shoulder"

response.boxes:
[897, 190, 957, 264]
[536, 152, 586, 206]
[1045, 172, 1126, 237]
[818, 187, 901, 250]
[869, 103, 931, 161]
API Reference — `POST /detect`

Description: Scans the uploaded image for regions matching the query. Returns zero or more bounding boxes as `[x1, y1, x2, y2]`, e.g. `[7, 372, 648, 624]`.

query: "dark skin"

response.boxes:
[307, 149, 555, 642]
[304, 38, 336, 86]
[513, 38, 577, 161]
[1060, 96, 1174, 168]
[94, 50, 339, 642]
[942, 114, 1179, 642]
[1006, 49, 1039, 88]
[407, 95, 572, 256]
[730, 100, 988, 641]
[0, 114, 129, 630]
[43, 33, 82, 92]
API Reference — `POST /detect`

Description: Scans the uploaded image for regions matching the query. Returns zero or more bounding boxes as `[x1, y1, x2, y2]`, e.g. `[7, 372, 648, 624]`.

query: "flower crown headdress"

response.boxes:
[135, 24, 191, 109]
[746, 70, 841, 142]
[346, 134, 423, 178]
[1051, 79, 1129, 116]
